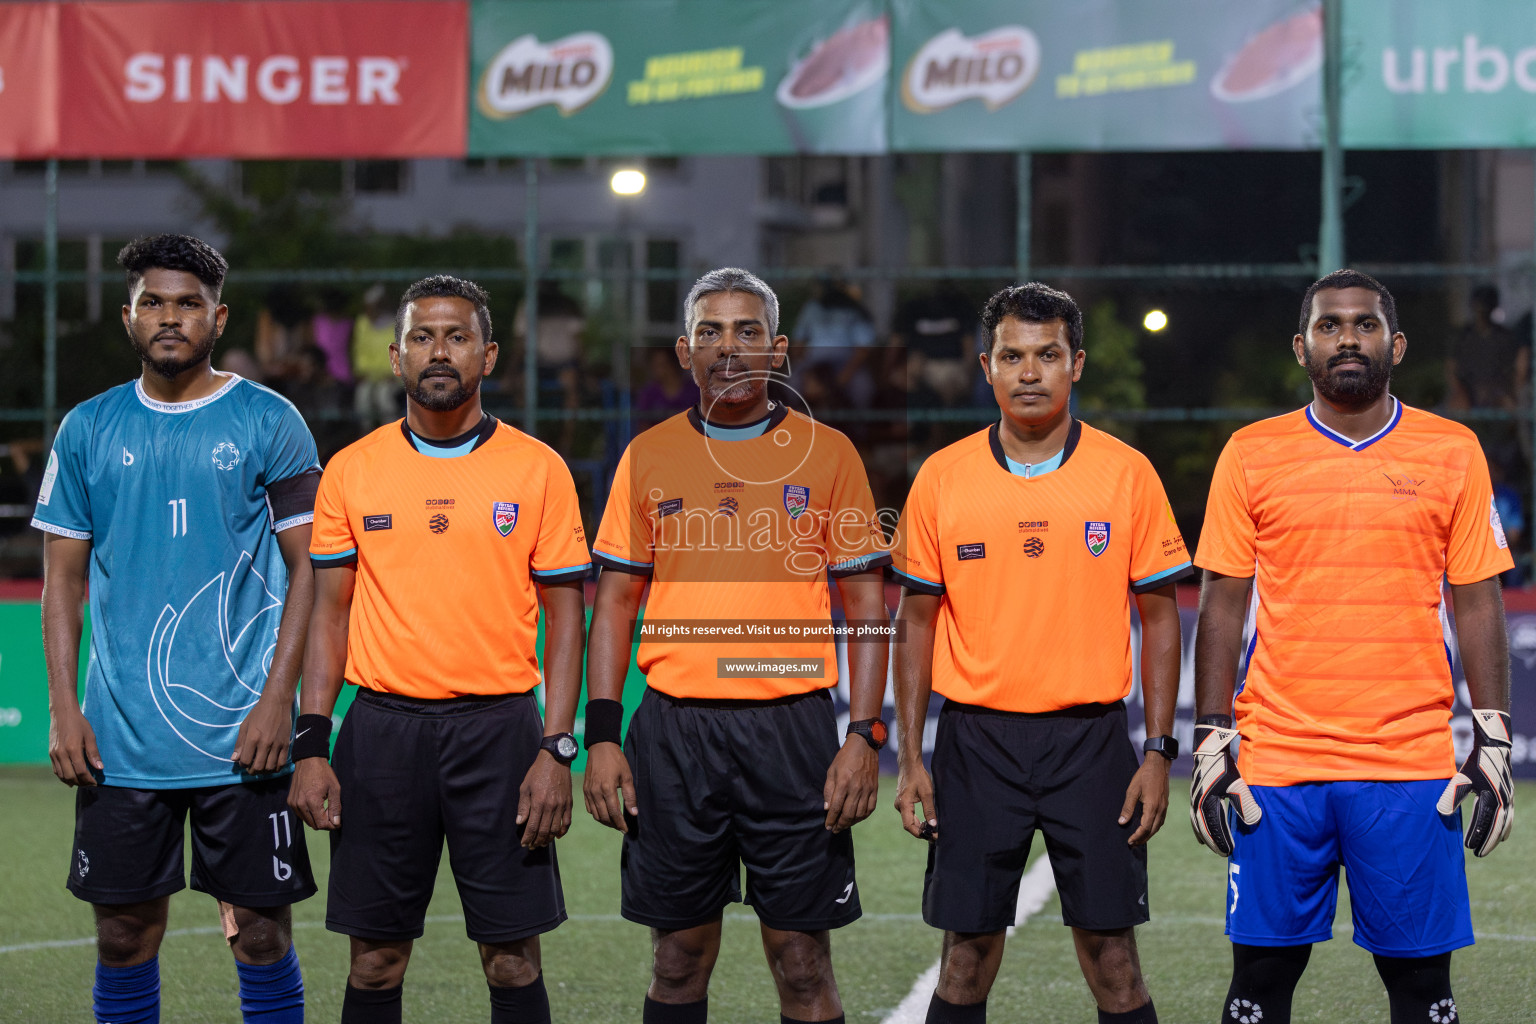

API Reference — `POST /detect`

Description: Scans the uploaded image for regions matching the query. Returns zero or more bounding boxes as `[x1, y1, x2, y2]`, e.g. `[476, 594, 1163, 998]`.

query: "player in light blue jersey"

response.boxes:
[34, 235, 320, 1024]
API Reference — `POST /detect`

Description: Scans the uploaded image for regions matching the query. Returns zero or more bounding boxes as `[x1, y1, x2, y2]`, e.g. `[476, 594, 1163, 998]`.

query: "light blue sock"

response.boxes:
[235, 945, 304, 1024]
[94, 956, 160, 1024]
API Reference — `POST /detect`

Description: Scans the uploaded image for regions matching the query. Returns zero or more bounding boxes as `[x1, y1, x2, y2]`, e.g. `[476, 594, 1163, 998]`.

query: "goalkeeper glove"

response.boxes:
[1190, 715, 1262, 856]
[1437, 709, 1515, 858]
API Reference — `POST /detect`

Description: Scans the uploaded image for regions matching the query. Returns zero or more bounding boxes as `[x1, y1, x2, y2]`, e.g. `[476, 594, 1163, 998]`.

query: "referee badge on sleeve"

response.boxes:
[493, 502, 519, 537]
[1085, 521, 1111, 557]
[1490, 496, 1508, 550]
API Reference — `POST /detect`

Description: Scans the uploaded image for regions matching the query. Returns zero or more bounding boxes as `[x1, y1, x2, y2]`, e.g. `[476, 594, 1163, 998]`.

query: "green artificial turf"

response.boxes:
[1, 768, 1532, 1022]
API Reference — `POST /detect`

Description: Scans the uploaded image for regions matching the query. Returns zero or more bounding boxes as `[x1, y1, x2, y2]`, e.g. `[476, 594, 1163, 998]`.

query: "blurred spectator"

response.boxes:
[1492, 459, 1527, 587]
[0, 437, 45, 504]
[892, 283, 979, 406]
[352, 283, 400, 431]
[633, 347, 698, 432]
[254, 284, 312, 385]
[312, 286, 355, 385]
[1446, 285, 1530, 494]
[1445, 286, 1528, 410]
[515, 284, 586, 452]
[217, 349, 264, 384]
[791, 278, 878, 407]
[277, 345, 350, 462]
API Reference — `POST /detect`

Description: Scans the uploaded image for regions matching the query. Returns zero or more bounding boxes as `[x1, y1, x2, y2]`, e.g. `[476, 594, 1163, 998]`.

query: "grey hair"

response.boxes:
[683, 267, 780, 339]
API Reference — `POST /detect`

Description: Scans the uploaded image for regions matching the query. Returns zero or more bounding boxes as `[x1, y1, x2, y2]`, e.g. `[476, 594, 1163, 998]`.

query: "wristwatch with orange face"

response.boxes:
[847, 718, 888, 751]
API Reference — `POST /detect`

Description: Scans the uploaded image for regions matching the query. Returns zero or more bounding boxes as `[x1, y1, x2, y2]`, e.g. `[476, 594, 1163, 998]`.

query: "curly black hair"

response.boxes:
[116, 234, 229, 296]
[1299, 269, 1398, 337]
[395, 275, 493, 346]
[981, 282, 1083, 354]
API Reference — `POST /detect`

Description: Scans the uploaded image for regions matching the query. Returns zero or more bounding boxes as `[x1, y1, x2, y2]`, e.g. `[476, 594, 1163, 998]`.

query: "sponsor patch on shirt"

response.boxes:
[364, 514, 393, 531]
[1491, 497, 1509, 550]
[957, 543, 986, 561]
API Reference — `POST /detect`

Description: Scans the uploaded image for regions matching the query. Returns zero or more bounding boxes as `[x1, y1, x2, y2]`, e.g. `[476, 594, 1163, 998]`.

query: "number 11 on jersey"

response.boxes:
[167, 498, 187, 537]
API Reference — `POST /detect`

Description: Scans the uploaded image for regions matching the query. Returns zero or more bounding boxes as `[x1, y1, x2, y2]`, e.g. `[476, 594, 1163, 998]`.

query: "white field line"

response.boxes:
[880, 856, 1057, 1024]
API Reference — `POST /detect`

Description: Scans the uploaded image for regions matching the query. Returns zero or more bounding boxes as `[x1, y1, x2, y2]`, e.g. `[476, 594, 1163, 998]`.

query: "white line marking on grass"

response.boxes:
[880, 856, 1056, 1024]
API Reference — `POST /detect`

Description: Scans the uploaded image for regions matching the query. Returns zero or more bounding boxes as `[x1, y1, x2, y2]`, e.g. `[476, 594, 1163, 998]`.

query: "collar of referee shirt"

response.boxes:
[989, 418, 1082, 475]
[401, 413, 498, 458]
[687, 402, 790, 440]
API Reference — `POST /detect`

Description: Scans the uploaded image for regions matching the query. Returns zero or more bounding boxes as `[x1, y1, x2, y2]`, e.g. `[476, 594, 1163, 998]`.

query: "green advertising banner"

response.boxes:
[470, 0, 891, 156]
[1343, 0, 1536, 148]
[0, 603, 75, 765]
[890, 0, 1324, 152]
[0, 603, 648, 772]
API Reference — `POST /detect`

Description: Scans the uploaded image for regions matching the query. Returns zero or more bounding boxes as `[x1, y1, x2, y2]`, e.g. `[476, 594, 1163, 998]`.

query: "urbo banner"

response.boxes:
[470, 0, 890, 156]
[1343, 0, 1536, 147]
[0, 3, 61, 158]
[890, 0, 1324, 152]
[55, 1, 466, 158]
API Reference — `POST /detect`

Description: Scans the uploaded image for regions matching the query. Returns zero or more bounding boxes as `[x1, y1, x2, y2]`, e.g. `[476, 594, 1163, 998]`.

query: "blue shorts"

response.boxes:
[1226, 781, 1473, 957]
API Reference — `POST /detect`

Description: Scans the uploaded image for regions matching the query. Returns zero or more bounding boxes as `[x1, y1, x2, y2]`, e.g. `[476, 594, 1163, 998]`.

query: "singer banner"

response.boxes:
[53, 1, 467, 159]
[0, 3, 61, 158]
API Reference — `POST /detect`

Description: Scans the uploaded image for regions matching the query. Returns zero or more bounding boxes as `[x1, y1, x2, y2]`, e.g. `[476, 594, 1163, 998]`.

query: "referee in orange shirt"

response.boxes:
[893, 283, 1190, 1024]
[288, 276, 590, 1024]
[1192, 271, 1515, 1024]
[584, 267, 891, 1024]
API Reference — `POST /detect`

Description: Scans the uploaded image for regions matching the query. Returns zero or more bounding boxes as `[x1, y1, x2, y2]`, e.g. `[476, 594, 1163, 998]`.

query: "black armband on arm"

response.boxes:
[583, 699, 624, 749]
[267, 468, 321, 531]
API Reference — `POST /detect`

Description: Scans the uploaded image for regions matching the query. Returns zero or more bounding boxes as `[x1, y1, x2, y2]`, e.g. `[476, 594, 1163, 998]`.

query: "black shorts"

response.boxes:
[326, 689, 566, 944]
[923, 699, 1148, 933]
[67, 777, 316, 908]
[620, 687, 859, 932]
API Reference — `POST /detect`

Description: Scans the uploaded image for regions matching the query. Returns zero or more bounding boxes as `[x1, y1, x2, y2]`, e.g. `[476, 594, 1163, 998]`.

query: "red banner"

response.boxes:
[0, 4, 61, 158]
[55, 1, 466, 158]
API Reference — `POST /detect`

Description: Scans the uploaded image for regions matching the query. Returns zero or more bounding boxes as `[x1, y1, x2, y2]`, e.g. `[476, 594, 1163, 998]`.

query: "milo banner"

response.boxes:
[890, 0, 1323, 152]
[1342, 0, 1536, 148]
[469, 0, 890, 155]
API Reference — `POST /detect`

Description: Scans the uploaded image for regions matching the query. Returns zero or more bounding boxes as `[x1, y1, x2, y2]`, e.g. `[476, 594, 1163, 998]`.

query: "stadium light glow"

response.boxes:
[1143, 309, 1168, 332]
[610, 168, 646, 195]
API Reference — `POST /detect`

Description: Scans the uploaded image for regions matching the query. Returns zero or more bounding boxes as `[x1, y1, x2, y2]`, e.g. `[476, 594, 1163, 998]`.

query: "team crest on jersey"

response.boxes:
[783, 485, 810, 520]
[211, 442, 240, 471]
[1085, 521, 1111, 557]
[493, 502, 519, 536]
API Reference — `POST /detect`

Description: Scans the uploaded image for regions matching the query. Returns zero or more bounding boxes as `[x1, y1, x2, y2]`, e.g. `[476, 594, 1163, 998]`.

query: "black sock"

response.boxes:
[1099, 1002, 1157, 1024]
[1374, 953, 1456, 1024]
[926, 993, 986, 1024]
[341, 983, 402, 1024]
[490, 973, 551, 1024]
[782, 1017, 844, 1024]
[1223, 943, 1310, 1024]
[643, 995, 708, 1024]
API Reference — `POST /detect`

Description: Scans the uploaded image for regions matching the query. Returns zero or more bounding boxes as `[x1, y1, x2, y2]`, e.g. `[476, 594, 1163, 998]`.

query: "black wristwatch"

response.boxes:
[540, 733, 579, 766]
[1143, 735, 1179, 761]
[847, 718, 889, 751]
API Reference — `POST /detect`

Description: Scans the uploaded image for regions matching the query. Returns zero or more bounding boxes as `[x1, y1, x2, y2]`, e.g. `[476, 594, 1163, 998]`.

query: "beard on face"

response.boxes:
[1304, 346, 1391, 405]
[131, 329, 216, 379]
[405, 365, 479, 411]
[697, 355, 765, 408]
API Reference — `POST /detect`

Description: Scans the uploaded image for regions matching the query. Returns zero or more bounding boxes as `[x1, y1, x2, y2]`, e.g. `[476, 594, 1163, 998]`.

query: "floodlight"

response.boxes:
[611, 169, 646, 195]
[1143, 310, 1168, 332]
